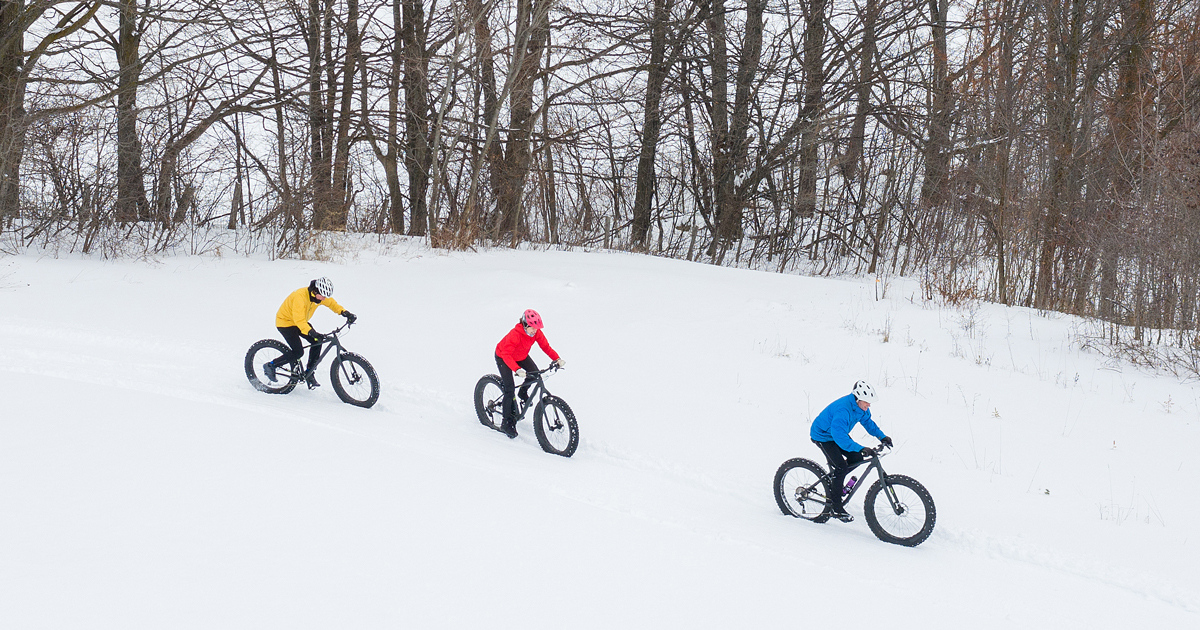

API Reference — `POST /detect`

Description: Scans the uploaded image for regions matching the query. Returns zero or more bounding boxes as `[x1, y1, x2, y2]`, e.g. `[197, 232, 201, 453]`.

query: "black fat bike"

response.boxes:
[474, 365, 578, 457]
[244, 322, 380, 408]
[773, 445, 936, 546]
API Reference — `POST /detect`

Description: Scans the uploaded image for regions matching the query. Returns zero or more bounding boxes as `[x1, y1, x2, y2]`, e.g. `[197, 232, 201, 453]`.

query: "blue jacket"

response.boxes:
[810, 394, 887, 452]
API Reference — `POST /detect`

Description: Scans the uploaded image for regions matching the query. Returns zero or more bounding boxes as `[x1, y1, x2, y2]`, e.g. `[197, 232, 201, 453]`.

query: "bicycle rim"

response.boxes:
[779, 463, 829, 521]
[872, 484, 929, 540]
[333, 357, 373, 404]
[474, 376, 506, 428]
[246, 340, 300, 394]
[537, 402, 572, 452]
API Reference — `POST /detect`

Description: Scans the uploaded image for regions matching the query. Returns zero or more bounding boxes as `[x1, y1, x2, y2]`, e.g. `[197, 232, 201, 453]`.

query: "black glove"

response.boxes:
[860, 446, 876, 458]
[881, 436, 894, 448]
[307, 330, 325, 343]
[342, 311, 357, 324]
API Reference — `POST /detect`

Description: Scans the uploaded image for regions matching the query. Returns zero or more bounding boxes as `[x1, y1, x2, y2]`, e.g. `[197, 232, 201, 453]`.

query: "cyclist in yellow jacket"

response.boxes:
[264, 277, 356, 388]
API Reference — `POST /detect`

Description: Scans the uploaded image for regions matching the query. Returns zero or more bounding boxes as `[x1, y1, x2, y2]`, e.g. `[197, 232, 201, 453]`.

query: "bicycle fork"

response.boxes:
[879, 476, 907, 515]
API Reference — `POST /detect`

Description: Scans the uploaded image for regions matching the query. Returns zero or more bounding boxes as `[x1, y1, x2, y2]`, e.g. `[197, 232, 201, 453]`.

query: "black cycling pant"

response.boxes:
[274, 326, 321, 372]
[813, 440, 865, 511]
[496, 354, 538, 425]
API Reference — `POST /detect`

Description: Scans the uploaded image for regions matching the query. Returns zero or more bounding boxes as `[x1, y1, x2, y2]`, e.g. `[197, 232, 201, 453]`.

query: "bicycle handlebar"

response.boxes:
[868, 443, 894, 457]
[532, 364, 562, 377]
[305, 320, 354, 344]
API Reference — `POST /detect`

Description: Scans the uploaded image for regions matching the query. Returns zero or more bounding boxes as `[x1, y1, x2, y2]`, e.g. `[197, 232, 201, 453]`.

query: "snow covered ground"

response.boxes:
[1, 243, 1196, 628]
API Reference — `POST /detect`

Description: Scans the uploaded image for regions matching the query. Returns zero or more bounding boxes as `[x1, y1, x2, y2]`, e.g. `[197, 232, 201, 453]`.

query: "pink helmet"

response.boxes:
[521, 309, 544, 329]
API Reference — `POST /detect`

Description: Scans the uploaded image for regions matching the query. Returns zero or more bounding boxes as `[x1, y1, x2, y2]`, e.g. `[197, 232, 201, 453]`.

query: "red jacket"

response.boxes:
[495, 323, 560, 370]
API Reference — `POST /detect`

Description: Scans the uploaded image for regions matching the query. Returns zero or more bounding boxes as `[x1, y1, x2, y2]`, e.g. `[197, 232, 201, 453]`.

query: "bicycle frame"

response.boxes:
[512, 366, 559, 419]
[278, 322, 353, 374]
[828, 447, 904, 512]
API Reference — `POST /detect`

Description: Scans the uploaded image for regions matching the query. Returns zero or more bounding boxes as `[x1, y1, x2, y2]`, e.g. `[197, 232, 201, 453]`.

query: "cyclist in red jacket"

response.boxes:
[494, 309, 566, 438]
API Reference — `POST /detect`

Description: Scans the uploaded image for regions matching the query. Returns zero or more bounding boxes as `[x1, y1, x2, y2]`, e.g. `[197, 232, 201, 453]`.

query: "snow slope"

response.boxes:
[1, 244, 1196, 628]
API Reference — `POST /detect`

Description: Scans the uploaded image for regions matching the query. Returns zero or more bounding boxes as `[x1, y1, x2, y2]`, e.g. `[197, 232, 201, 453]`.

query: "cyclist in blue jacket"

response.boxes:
[811, 380, 893, 522]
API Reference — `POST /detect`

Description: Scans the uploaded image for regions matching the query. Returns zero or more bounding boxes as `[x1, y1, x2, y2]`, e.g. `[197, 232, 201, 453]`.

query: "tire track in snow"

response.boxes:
[5, 319, 1195, 613]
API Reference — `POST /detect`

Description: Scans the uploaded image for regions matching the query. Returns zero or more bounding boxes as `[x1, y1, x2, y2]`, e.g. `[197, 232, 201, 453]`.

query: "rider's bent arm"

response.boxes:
[862, 416, 887, 441]
[534, 330, 560, 362]
[322, 297, 346, 316]
[830, 407, 865, 453]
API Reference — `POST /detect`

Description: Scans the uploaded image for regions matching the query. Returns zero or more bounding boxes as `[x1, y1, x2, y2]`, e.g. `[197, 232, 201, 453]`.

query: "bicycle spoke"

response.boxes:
[541, 406, 566, 450]
[338, 364, 371, 400]
[774, 459, 831, 522]
[871, 483, 928, 539]
[329, 354, 379, 407]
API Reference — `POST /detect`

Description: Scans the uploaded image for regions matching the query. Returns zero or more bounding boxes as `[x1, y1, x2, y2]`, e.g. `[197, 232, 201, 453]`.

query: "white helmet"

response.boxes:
[311, 277, 334, 297]
[852, 380, 878, 404]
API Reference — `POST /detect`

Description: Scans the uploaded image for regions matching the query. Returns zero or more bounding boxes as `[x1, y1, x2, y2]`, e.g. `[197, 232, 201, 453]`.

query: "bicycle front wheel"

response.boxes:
[474, 375, 505, 430]
[330, 352, 380, 408]
[533, 395, 578, 457]
[773, 458, 831, 523]
[864, 475, 936, 546]
[245, 339, 301, 394]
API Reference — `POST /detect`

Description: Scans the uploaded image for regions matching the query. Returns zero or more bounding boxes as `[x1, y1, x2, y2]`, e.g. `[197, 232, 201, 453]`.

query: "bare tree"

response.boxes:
[630, 0, 673, 249]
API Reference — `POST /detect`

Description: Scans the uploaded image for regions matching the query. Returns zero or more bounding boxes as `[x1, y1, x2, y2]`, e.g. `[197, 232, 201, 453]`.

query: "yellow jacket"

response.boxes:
[275, 287, 346, 334]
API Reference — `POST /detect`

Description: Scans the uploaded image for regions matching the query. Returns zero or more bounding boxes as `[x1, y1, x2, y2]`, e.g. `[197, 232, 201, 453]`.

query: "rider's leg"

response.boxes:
[494, 355, 519, 437]
[302, 340, 322, 388]
[516, 357, 538, 401]
[273, 326, 306, 367]
[305, 338, 322, 373]
[814, 440, 861, 513]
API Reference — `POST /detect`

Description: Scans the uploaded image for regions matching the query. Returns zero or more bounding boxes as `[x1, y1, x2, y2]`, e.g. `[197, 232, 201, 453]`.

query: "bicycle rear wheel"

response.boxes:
[533, 395, 578, 457]
[863, 475, 936, 546]
[474, 375, 505, 430]
[245, 339, 301, 394]
[773, 458, 831, 523]
[330, 352, 380, 408]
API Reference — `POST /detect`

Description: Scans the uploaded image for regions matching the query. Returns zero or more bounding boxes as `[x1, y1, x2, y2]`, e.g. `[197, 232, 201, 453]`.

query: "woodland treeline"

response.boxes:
[1, 0, 1199, 342]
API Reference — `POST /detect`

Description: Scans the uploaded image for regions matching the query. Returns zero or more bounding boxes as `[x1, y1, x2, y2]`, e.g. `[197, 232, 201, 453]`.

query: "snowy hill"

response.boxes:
[1, 245, 1196, 628]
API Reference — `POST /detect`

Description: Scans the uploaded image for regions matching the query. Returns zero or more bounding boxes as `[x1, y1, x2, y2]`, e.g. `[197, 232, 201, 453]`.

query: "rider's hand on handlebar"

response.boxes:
[860, 446, 876, 458]
[515, 368, 527, 379]
[342, 310, 357, 324]
[307, 330, 326, 343]
[881, 436, 893, 448]
[553, 358, 566, 369]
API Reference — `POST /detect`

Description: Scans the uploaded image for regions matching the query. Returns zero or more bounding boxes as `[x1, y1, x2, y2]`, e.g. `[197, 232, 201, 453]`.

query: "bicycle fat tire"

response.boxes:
[330, 352, 380, 408]
[533, 395, 578, 457]
[245, 339, 300, 394]
[474, 375, 505, 430]
[863, 474, 936, 547]
[773, 458, 832, 523]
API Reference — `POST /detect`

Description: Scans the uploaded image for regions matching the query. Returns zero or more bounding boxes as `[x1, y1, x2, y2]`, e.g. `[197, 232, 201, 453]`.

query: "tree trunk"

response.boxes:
[0, 0, 25, 225]
[842, 0, 878, 183]
[705, 0, 730, 256]
[229, 138, 244, 230]
[719, 0, 764, 246]
[494, 0, 551, 242]
[466, 0, 503, 231]
[307, 0, 332, 228]
[267, 26, 299, 239]
[795, 0, 827, 222]
[402, 0, 431, 236]
[329, 0, 360, 230]
[115, 0, 148, 223]
[1099, 0, 1155, 318]
[1036, 0, 1085, 309]
[630, 0, 672, 248]
[919, 0, 950, 212]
